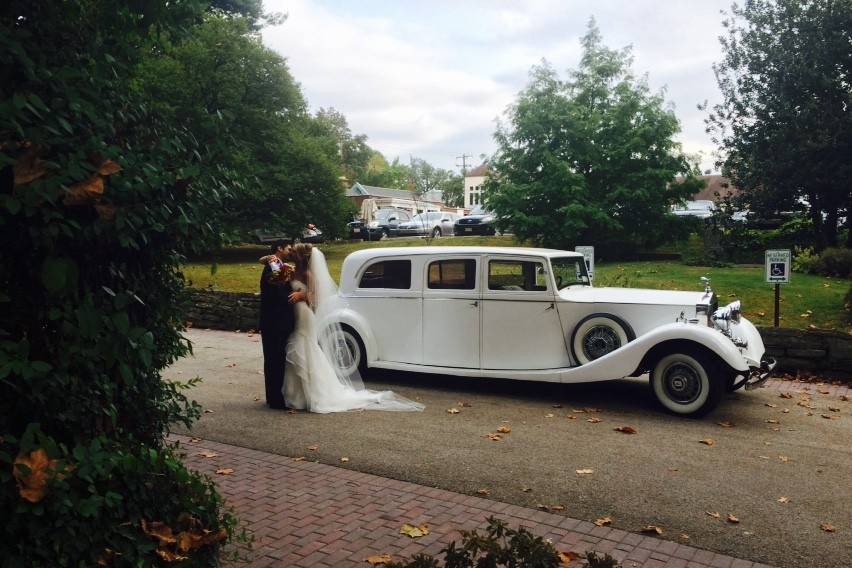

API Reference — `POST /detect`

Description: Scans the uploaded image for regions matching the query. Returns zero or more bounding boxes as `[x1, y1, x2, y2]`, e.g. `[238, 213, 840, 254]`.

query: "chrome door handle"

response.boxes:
[470, 301, 479, 307]
[545, 303, 554, 311]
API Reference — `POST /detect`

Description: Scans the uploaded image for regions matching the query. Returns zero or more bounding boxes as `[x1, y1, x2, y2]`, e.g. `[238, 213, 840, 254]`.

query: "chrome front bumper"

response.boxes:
[744, 357, 777, 391]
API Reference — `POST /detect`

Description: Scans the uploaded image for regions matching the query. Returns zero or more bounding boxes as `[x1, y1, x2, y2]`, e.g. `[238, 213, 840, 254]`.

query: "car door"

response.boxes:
[421, 255, 481, 368]
[481, 256, 570, 370]
[439, 213, 455, 235]
[351, 257, 422, 364]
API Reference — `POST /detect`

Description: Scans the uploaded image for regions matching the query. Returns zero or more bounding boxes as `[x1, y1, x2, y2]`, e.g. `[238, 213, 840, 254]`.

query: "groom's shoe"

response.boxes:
[267, 401, 287, 410]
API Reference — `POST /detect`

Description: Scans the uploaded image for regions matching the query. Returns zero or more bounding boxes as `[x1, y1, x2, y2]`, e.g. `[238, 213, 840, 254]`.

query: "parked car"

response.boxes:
[348, 208, 412, 241]
[454, 206, 499, 236]
[671, 200, 716, 219]
[326, 246, 774, 417]
[254, 224, 324, 245]
[396, 212, 459, 238]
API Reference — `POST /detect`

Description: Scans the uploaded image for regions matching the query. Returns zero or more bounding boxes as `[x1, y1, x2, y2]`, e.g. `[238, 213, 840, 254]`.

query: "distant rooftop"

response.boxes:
[466, 163, 489, 177]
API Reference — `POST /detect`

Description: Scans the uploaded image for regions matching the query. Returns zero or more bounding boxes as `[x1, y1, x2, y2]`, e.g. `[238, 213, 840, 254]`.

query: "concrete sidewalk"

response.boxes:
[177, 435, 774, 568]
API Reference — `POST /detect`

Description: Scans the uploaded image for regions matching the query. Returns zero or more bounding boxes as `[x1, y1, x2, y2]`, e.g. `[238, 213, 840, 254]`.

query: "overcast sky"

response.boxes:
[262, 0, 731, 174]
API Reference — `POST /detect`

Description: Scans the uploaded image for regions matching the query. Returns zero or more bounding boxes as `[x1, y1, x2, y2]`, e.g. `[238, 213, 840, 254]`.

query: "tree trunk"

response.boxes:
[824, 207, 838, 248]
[808, 191, 826, 251]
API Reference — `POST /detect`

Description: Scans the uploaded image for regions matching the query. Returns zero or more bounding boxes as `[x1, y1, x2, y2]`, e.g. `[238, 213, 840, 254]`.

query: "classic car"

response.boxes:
[325, 246, 775, 416]
[396, 212, 459, 238]
[348, 208, 412, 241]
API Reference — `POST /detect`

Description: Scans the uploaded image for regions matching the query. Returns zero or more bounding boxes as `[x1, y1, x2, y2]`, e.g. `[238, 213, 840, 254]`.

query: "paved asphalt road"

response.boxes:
[166, 329, 852, 568]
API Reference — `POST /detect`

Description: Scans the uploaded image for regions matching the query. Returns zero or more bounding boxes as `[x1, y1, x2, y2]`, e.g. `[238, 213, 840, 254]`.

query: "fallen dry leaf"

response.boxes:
[521, 487, 532, 493]
[706, 511, 721, 519]
[307, 445, 318, 451]
[766, 419, 780, 424]
[699, 438, 716, 446]
[189, 437, 202, 443]
[214, 468, 234, 475]
[225, 362, 236, 368]
[549, 504, 565, 511]
[717, 421, 735, 428]
[614, 426, 637, 434]
[558, 551, 580, 566]
[576, 468, 594, 475]
[485, 433, 503, 442]
[497, 425, 512, 434]
[339, 457, 349, 463]
[778, 496, 790, 503]
[641, 525, 663, 535]
[594, 517, 612, 527]
[567, 415, 577, 420]
[400, 523, 429, 538]
[828, 406, 840, 412]
[765, 403, 777, 408]
[13, 448, 63, 503]
[779, 455, 790, 463]
[197, 452, 219, 459]
[552, 404, 563, 409]
[365, 553, 393, 565]
[727, 514, 740, 524]
[458, 401, 473, 408]
[779, 393, 793, 399]
[446, 408, 460, 414]
[680, 533, 690, 540]
[820, 522, 836, 533]
[586, 417, 602, 424]
[203, 409, 214, 414]
[477, 488, 490, 495]
[818, 388, 830, 395]
[821, 414, 836, 420]
[292, 456, 305, 462]
[545, 413, 555, 418]
[841, 395, 849, 402]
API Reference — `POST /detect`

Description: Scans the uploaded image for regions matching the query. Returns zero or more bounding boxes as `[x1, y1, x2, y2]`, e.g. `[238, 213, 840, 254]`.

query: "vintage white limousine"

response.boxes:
[328, 246, 774, 416]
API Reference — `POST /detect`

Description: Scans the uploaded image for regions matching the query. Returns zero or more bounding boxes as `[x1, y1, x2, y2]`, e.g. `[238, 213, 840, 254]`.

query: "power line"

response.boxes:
[456, 153, 472, 176]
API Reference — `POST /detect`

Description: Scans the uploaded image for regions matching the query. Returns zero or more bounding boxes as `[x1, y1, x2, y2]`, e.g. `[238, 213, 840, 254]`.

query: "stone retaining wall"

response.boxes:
[186, 289, 852, 376]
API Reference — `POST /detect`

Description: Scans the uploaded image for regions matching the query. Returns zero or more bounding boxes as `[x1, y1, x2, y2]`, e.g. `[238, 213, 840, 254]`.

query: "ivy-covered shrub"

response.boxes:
[385, 517, 620, 568]
[1, 2, 244, 565]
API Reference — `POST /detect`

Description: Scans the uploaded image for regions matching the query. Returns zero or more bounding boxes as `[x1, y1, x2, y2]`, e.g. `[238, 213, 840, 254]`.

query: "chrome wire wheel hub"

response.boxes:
[664, 362, 701, 404]
[582, 325, 621, 360]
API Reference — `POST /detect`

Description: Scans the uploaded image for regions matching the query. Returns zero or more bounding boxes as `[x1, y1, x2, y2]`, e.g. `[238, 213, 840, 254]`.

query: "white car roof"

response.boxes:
[344, 246, 581, 262]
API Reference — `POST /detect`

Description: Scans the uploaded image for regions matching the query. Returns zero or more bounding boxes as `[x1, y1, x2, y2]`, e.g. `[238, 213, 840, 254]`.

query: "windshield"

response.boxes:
[550, 257, 591, 289]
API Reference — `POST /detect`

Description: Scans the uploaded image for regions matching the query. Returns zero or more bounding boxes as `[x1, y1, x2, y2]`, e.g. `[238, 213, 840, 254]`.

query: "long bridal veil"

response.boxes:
[308, 249, 424, 412]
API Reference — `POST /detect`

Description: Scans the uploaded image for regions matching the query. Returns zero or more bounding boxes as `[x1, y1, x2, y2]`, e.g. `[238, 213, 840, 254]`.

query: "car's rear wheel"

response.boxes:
[338, 326, 368, 377]
[650, 351, 724, 416]
[571, 314, 634, 365]
[431, 227, 441, 238]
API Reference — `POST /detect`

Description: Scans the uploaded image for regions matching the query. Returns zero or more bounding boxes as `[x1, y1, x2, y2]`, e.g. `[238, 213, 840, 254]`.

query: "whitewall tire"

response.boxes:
[571, 314, 634, 365]
[651, 352, 723, 416]
[338, 327, 368, 377]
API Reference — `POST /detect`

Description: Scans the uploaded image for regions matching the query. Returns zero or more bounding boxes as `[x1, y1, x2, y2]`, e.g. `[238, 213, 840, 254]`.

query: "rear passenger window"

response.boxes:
[488, 260, 548, 291]
[428, 259, 476, 289]
[359, 260, 411, 289]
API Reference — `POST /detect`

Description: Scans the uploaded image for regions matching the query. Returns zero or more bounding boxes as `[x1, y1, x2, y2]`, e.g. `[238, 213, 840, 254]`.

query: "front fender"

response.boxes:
[319, 308, 378, 365]
[561, 322, 750, 383]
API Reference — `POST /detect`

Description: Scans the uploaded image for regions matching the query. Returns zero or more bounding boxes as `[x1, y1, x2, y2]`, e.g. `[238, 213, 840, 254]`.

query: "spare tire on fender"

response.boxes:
[571, 313, 635, 365]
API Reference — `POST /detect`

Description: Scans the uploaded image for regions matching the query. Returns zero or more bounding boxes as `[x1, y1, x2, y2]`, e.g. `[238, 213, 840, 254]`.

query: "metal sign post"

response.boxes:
[575, 246, 594, 280]
[765, 249, 791, 327]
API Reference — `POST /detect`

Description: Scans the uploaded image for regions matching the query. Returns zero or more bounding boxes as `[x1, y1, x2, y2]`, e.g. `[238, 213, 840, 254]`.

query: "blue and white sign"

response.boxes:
[765, 249, 791, 284]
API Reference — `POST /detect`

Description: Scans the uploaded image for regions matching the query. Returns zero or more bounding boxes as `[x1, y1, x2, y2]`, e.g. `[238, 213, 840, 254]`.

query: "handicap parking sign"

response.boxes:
[765, 250, 790, 283]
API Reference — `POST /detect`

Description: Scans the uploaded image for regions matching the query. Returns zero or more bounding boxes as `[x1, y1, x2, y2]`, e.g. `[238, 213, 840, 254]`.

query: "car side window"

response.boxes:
[399, 212, 411, 222]
[488, 260, 548, 291]
[359, 260, 412, 289]
[428, 259, 476, 290]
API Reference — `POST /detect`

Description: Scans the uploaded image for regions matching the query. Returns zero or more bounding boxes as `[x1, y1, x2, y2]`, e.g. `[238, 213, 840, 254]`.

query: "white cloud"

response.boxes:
[262, 0, 729, 172]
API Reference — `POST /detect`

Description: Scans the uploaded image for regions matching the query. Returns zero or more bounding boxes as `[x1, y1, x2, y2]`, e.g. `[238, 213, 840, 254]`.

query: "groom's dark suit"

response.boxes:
[259, 264, 296, 408]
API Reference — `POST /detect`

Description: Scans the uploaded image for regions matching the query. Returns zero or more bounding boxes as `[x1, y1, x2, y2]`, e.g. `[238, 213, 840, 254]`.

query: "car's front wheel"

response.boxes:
[650, 351, 724, 416]
[335, 326, 368, 378]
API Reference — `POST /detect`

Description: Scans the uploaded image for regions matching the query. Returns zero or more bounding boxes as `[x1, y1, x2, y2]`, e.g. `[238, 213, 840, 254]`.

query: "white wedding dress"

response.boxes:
[283, 251, 424, 413]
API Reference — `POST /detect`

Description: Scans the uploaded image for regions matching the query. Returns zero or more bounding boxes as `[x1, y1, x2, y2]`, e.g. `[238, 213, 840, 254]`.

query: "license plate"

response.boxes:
[465, 228, 472, 232]
[353, 228, 360, 233]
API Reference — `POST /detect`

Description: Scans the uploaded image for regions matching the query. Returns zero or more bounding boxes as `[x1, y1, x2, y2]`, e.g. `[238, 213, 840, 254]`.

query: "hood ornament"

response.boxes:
[700, 276, 712, 294]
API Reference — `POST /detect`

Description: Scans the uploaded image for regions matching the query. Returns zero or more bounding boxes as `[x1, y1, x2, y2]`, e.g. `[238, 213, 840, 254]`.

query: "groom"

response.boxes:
[259, 239, 306, 409]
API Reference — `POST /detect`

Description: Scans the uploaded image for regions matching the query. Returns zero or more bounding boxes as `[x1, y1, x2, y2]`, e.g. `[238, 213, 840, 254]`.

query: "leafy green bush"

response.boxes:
[792, 247, 821, 274]
[1, 2, 247, 565]
[817, 247, 852, 278]
[385, 517, 620, 568]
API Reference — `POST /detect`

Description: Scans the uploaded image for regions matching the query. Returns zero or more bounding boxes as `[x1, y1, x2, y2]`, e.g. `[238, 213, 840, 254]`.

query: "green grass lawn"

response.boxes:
[182, 237, 851, 332]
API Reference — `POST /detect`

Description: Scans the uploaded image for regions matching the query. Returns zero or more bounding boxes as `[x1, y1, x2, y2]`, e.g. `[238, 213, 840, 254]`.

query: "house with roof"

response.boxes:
[464, 163, 489, 209]
[346, 182, 445, 217]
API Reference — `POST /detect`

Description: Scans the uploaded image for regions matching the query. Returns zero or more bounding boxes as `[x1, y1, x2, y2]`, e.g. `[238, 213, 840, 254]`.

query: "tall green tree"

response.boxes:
[439, 172, 465, 208]
[135, 15, 354, 239]
[487, 21, 697, 253]
[705, 0, 852, 248]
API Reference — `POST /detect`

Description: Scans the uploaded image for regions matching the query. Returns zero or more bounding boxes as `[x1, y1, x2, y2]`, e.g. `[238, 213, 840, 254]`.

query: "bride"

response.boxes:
[280, 243, 424, 413]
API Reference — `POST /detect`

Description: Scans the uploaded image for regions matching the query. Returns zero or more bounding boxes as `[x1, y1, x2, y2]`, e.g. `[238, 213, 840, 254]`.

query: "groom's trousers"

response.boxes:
[261, 330, 287, 408]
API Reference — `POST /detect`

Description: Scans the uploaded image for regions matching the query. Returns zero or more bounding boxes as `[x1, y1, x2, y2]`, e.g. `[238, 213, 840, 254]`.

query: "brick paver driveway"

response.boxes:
[178, 435, 774, 567]
[168, 330, 852, 568]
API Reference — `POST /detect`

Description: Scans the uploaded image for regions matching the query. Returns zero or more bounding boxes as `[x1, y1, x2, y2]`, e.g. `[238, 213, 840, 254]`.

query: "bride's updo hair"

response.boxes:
[290, 243, 313, 272]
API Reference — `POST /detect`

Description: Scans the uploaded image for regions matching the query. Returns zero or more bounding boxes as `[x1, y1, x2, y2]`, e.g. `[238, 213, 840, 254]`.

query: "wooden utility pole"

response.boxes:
[456, 153, 472, 175]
